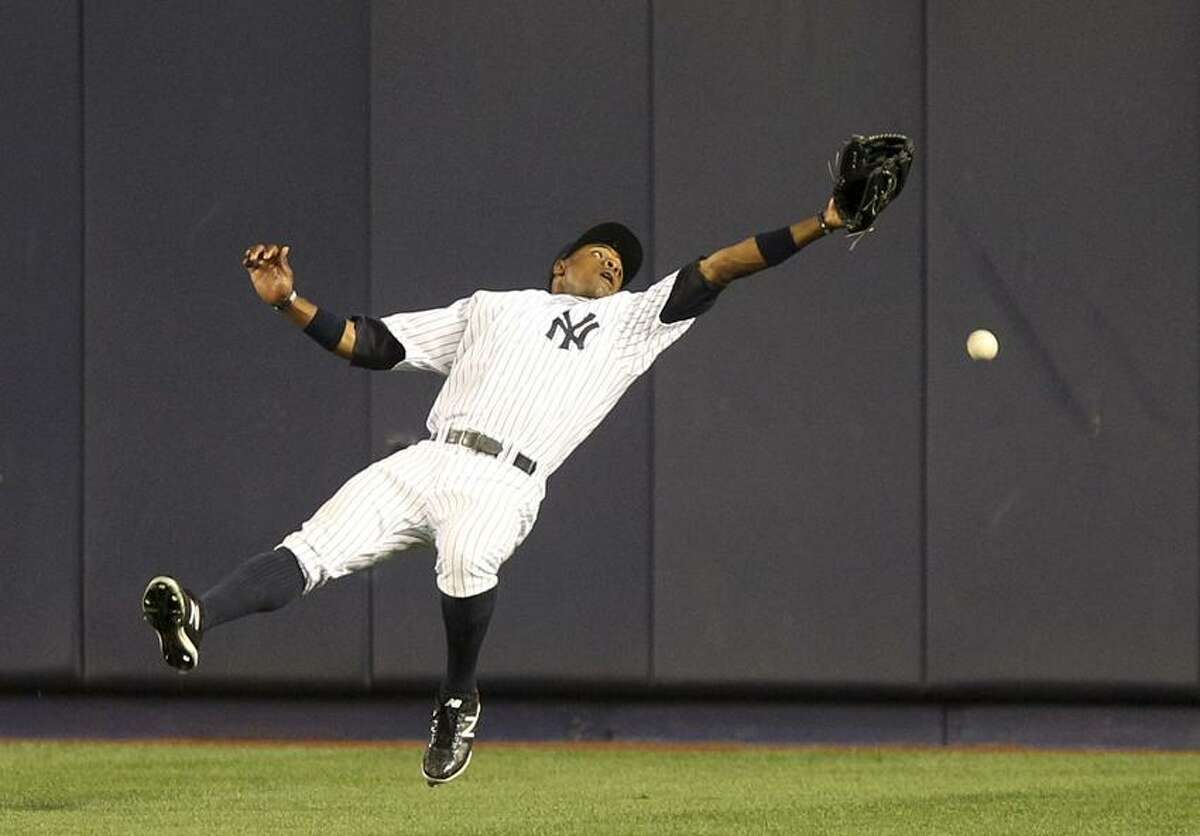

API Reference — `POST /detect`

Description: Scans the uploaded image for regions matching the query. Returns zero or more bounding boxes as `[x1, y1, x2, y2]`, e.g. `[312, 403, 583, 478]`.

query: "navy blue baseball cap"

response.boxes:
[552, 221, 643, 289]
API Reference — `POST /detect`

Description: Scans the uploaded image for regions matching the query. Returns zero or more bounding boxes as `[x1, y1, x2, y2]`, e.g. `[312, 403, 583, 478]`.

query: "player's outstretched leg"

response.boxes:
[422, 587, 496, 786]
[141, 547, 305, 673]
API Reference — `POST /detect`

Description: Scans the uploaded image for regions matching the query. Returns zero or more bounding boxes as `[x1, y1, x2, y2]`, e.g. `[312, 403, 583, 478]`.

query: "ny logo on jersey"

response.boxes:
[545, 310, 600, 350]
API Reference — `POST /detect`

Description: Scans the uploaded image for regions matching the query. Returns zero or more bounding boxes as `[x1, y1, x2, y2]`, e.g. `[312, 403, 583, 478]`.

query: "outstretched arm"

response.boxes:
[699, 133, 915, 287]
[243, 243, 357, 360]
[698, 198, 845, 288]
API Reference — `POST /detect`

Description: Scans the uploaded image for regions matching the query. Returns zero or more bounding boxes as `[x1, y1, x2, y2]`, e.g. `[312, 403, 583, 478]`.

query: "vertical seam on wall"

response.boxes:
[78, 0, 87, 683]
[365, 1, 375, 693]
[919, 0, 930, 686]
[646, 0, 656, 686]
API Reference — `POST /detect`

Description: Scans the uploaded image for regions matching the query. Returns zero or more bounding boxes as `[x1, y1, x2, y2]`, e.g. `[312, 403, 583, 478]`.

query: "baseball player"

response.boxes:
[141, 136, 913, 785]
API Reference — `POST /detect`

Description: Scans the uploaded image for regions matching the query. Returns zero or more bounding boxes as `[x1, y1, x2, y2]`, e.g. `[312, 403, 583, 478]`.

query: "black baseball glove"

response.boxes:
[832, 133, 915, 236]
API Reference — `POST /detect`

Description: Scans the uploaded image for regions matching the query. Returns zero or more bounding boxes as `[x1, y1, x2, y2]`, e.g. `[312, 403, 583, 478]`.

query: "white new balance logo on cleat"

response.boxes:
[461, 711, 479, 739]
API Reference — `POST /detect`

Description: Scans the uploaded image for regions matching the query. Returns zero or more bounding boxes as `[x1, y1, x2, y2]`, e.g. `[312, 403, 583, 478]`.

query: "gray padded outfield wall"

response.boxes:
[2, 0, 1200, 697]
[368, 0, 654, 687]
[925, 1, 1199, 686]
[651, 0, 925, 686]
[0, 1, 82, 681]
[82, 1, 371, 688]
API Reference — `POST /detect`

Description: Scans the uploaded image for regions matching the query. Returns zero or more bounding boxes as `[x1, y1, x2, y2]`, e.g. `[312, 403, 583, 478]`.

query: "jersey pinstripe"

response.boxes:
[379, 269, 695, 478]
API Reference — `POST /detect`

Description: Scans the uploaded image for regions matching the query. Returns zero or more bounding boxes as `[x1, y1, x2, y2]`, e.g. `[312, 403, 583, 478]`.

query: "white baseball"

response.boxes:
[966, 329, 999, 361]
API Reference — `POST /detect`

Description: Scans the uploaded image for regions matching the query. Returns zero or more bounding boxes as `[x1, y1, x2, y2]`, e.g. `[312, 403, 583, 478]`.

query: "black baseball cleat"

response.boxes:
[422, 692, 481, 786]
[141, 575, 202, 672]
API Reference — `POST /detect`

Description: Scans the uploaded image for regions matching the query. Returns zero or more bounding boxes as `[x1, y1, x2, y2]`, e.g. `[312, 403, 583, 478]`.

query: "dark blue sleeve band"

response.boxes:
[754, 226, 799, 267]
[303, 307, 346, 351]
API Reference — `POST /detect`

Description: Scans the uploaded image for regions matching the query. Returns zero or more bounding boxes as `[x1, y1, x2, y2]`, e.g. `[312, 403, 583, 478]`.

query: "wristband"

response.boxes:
[754, 226, 800, 267]
[272, 290, 297, 312]
[303, 307, 346, 351]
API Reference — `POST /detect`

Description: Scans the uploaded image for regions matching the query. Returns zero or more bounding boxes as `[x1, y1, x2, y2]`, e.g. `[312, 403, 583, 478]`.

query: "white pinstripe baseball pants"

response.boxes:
[280, 440, 544, 598]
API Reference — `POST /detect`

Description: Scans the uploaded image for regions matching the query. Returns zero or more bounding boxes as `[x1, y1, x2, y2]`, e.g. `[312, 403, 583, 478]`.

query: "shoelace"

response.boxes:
[428, 713, 448, 746]
[429, 702, 470, 747]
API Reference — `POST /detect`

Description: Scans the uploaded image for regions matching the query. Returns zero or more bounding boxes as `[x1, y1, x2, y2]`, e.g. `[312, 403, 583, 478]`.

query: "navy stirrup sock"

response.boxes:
[439, 587, 497, 698]
[199, 548, 305, 632]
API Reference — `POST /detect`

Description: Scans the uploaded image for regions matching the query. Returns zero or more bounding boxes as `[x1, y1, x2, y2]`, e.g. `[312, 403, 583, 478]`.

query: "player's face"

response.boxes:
[551, 243, 624, 298]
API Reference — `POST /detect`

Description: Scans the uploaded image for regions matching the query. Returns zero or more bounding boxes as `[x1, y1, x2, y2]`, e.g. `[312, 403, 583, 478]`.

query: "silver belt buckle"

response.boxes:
[476, 435, 503, 457]
[445, 427, 507, 460]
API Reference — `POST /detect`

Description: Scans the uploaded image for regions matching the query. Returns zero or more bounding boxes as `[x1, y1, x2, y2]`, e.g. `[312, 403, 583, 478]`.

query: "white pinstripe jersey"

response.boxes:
[379, 269, 695, 478]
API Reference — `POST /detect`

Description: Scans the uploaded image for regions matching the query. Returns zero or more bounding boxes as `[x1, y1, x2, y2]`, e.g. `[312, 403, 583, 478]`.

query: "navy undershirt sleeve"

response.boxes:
[349, 315, 407, 370]
[658, 260, 724, 324]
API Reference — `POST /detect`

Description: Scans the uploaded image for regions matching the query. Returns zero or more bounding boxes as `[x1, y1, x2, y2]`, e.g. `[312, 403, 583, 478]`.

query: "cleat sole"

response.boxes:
[141, 576, 198, 673]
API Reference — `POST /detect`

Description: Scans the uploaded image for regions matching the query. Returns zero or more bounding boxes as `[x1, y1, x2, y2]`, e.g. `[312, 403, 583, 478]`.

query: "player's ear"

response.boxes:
[552, 258, 565, 277]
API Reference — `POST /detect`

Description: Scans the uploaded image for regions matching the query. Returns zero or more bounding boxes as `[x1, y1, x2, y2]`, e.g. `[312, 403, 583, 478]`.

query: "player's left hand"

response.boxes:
[830, 133, 914, 235]
[821, 197, 845, 230]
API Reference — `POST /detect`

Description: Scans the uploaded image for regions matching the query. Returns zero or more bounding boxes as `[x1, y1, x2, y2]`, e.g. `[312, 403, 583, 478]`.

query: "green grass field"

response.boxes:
[1, 741, 1198, 835]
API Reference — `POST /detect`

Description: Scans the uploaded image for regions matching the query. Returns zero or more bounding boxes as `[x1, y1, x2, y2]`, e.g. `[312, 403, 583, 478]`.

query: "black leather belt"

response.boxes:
[440, 428, 537, 476]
